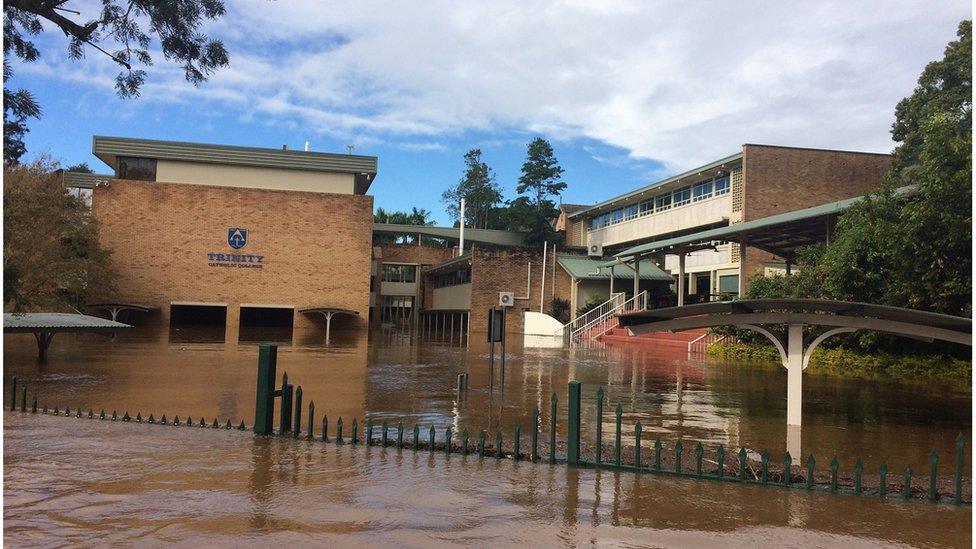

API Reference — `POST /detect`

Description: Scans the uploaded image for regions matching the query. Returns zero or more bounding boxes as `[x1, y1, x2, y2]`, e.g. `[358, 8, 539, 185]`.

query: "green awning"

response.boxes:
[556, 255, 671, 281]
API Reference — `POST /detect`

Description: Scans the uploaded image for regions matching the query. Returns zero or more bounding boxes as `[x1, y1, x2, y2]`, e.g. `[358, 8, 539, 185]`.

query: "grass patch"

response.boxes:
[707, 342, 971, 385]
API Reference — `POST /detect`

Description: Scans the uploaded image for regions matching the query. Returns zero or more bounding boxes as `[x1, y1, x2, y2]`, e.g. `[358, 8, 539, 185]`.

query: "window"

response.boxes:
[624, 204, 638, 220]
[673, 186, 692, 207]
[692, 179, 713, 202]
[117, 156, 157, 181]
[714, 174, 730, 196]
[381, 264, 416, 283]
[654, 193, 672, 212]
[610, 209, 624, 224]
[638, 200, 653, 215]
[433, 267, 471, 288]
[718, 274, 739, 294]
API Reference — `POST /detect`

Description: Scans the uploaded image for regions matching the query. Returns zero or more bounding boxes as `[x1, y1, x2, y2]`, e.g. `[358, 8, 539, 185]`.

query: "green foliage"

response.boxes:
[550, 298, 570, 324]
[740, 21, 971, 318]
[3, 159, 117, 311]
[708, 343, 971, 385]
[576, 295, 605, 317]
[441, 149, 503, 229]
[3, 0, 229, 163]
[373, 206, 439, 245]
[517, 138, 566, 209]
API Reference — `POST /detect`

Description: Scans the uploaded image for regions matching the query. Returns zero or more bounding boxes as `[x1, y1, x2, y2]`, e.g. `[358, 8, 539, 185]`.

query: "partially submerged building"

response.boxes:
[78, 136, 377, 333]
[65, 136, 894, 344]
[561, 144, 892, 302]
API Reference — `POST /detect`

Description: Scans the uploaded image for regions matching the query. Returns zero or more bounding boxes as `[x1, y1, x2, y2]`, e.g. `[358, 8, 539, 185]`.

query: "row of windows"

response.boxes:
[588, 174, 730, 231]
[381, 264, 417, 283]
[118, 156, 157, 181]
[432, 266, 471, 288]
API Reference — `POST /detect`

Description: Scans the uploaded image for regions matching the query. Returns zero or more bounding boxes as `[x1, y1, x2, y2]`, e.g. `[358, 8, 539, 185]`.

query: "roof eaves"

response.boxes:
[92, 135, 378, 176]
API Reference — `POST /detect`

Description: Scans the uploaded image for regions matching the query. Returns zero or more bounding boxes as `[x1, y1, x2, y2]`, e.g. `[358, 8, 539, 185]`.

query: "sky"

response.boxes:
[8, 1, 971, 225]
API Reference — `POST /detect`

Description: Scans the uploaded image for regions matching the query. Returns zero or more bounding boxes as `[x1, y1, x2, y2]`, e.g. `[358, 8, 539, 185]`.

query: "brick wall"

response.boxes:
[468, 244, 564, 334]
[92, 179, 373, 330]
[740, 145, 892, 285]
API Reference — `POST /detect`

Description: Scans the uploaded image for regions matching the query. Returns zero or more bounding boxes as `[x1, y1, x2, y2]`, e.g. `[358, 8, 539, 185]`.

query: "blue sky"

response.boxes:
[8, 1, 970, 226]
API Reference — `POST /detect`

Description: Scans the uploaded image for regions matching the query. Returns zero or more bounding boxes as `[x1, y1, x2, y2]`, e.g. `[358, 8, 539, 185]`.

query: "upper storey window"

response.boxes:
[117, 156, 157, 181]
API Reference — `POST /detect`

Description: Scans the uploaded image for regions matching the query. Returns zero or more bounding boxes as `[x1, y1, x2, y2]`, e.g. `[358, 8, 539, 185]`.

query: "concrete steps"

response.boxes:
[596, 326, 709, 349]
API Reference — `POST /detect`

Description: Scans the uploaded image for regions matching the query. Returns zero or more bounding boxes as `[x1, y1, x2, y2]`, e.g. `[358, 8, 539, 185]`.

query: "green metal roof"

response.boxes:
[568, 152, 743, 219]
[423, 253, 472, 274]
[556, 254, 672, 281]
[614, 186, 915, 261]
[374, 224, 527, 247]
[61, 171, 113, 189]
[92, 135, 379, 191]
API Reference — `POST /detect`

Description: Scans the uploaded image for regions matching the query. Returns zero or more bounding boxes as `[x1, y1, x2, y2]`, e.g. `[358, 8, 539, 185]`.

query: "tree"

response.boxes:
[508, 137, 566, 244]
[441, 149, 503, 229]
[4, 159, 116, 311]
[745, 20, 972, 321]
[3, 0, 230, 164]
[517, 138, 566, 212]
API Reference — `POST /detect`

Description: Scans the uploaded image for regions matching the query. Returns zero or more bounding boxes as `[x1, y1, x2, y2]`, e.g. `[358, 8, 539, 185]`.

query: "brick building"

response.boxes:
[563, 144, 892, 300]
[83, 136, 377, 333]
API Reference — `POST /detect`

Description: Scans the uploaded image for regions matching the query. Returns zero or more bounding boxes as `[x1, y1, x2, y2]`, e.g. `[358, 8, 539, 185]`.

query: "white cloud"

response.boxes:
[14, 0, 971, 170]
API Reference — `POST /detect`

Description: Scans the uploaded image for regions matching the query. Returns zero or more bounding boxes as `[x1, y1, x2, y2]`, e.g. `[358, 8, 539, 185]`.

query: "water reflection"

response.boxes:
[2, 325, 971, 476]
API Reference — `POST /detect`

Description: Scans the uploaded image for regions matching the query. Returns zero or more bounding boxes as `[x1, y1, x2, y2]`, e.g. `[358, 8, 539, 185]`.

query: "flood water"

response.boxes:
[3, 326, 972, 546]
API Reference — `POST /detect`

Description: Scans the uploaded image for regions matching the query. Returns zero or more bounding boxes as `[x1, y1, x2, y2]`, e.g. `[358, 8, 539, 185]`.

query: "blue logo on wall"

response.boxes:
[228, 228, 248, 250]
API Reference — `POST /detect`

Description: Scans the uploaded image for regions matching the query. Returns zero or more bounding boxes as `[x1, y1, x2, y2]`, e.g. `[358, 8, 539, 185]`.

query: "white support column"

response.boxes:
[609, 266, 615, 295]
[325, 312, 334, 345]
[738, 239, 747, 296]
[677, 252, 686, 307]
[786, 323, 804, 458]
[633, 259, 640, 297]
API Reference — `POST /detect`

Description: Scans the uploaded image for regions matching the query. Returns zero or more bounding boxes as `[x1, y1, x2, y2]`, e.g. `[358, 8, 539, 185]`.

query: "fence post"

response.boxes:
[254, 344, 277, 435]
[879, 461, 888, 499]
[20, 385, 27, 413]
[9, 374, 16, 411]
[567, 381, 581, 466]
[929, 451, 939, 502]
[292, 386, 303, 438]
[306, 401, 314, 440]
[514, 422, 521, 460]
[279, 374, 293, 436]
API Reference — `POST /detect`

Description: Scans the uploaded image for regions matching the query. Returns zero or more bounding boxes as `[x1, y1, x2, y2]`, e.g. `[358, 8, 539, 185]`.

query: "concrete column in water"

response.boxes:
[677, 252, 686, 307]
[786, 324, 804, 457]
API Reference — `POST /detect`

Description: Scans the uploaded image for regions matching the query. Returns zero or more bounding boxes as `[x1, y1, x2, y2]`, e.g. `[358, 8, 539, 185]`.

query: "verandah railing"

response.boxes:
[8, 350, 970, 506]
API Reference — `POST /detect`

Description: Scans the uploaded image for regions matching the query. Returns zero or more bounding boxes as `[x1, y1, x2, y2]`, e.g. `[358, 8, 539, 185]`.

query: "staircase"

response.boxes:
[558, 291, 648, 346]
[597, 327, 709, 349]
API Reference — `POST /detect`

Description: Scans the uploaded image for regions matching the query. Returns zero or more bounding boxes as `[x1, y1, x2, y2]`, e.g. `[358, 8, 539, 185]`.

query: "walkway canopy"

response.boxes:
[4, 312, 132, 360]
[556, 255, 671, 281]
[613, 186, 915, 264]
[618, 299, 971, 346]
[373, 223, 526, 247]
[298, 307, 360, 343]
[618, 298, 970, 456]
[86, 302, 157, 322]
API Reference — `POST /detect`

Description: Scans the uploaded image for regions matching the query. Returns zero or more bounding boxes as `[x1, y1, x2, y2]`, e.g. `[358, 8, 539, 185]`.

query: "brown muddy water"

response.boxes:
[3, 326, 972, 546]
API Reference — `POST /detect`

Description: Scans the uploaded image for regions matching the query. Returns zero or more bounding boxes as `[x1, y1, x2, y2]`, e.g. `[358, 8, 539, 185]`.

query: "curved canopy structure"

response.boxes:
[617, 299, 971, 455]
[618, 299, 971, 346]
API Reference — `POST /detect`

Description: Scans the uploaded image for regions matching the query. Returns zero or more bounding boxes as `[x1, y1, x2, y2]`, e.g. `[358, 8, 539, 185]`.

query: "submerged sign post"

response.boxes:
[487, 307, 506, 387]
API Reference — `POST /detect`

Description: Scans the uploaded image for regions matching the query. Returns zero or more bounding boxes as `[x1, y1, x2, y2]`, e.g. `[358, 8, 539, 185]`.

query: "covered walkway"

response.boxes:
[618, 299, 971, 455]
[4, 313, 132, 361]
[605, 186, 915, 302]
[298, 307, 360, 344]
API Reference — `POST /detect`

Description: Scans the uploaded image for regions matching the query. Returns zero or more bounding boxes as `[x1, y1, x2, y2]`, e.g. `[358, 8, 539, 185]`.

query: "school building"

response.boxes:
[67, 136, 894, 342]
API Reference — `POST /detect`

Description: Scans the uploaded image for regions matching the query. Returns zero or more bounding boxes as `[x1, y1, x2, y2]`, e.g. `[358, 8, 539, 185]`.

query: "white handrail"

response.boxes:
[562, 291, 648, 345]
[556, 293, 625, 338]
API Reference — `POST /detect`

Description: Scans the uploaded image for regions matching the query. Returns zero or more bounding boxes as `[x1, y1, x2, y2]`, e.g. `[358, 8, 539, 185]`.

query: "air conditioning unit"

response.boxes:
[498, 292, 515, 307]
[588, 243, 603, 258]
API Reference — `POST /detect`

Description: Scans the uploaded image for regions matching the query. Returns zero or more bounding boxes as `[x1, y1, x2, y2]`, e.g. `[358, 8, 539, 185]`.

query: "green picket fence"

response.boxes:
[8, 346, 971, 506]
